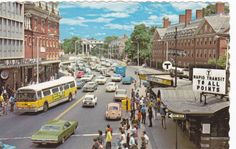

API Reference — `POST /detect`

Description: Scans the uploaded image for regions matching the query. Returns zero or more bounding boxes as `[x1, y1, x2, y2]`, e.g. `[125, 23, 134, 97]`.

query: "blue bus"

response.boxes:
[115, 66, 126, 77]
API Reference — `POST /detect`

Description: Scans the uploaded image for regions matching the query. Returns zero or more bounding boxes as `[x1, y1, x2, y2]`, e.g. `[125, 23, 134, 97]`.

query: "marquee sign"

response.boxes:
[192, 68, 226, 94]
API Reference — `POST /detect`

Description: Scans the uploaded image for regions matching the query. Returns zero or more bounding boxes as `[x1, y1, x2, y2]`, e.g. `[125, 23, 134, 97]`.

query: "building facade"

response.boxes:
[152, 2, 229, 68]
[0, 2, 24, 62]
[109, 35, 128, 59]
[24, 2, 60, 61]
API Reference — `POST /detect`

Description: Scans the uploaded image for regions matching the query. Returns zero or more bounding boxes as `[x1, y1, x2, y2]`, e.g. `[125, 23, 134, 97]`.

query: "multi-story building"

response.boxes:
[109, 35, 128, 59]
[152, 2, 229, 68]
[0, 2, 24, 63]
[24, 2, 60, 60]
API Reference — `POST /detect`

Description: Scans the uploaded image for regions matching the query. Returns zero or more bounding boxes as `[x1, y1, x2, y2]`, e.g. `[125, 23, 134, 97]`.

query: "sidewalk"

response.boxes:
[137, 85, 197, 149]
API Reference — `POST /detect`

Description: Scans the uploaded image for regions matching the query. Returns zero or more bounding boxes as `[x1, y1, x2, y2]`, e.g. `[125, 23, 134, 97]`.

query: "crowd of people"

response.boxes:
[92, 83, 168, 149]
[0, 86, 15, 116]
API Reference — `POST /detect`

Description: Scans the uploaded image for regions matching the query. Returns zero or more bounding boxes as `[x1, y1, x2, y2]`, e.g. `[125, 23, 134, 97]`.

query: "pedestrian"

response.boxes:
[137, 110, 142, 128]
[118, 130, 126, 148]
[2, 93, 8, 115]
[105, 124, 113, 136]
[126, 124, 130, 148]
[97, 130, 104, 145]
[129, 133, 136, 147]
[92, 137, 103, 149]
[134, 80, 137, 90]
[131, 88, 135, 99]
[140, 136, 147, 149]
[9, 95, 15, 112]
[154, 98, 161, 120]
[160, 104, 167, 129]
[105, 129, 112, 149]
[148, 107, 153, 127]
[0, 93, 3, 108]
[141, 105, 146, 124]
[142, 131, 149, 147]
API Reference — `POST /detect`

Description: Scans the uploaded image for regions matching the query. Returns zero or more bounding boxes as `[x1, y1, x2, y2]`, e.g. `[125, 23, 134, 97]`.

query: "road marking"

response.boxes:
[54, 94, 86, 120]
[0, 133, 120, 141]
[0, 137, 30, 141]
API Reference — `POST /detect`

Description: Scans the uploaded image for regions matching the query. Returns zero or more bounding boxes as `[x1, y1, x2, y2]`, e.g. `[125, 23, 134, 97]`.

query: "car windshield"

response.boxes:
[114, 74, 121, 77]
[40, 125, 61, 131]
[84, 75, 90, 78]
[108, 106, 118, 111]
[16, 90, 37, 101]
[85, 97, 93, 100]
[108, 83, 114, 86]
[97, 76, 104, 79]
[116, 90, 126, 95]
[88, 82, 95, 86]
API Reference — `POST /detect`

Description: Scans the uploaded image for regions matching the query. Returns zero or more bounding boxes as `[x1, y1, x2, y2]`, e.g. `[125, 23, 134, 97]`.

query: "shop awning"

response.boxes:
[159, 87, 229, 115]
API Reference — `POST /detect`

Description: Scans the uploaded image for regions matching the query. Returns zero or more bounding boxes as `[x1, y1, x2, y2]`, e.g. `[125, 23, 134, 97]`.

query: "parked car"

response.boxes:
[83, 81, 98, 92]
[75, 71, 85, 78]
[105, 103, 121, 120]
[31, 119, 78, 145]
[122, 76, 135, 85]
[0, 142, 16, 149]
[82, 94, 97, 107]
[106, 82, 118, 92]
[95, 76, 107, 85]
[114, 89, 127, 102]
[76, 79, 86, 89]
[111, 74, 122, 82]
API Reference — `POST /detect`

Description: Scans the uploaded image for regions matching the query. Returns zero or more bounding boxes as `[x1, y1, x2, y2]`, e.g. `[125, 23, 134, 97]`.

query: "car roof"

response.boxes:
[107, 82, 115, 85]
[107, 103, 120, 107]
[85, 94, 94, 98]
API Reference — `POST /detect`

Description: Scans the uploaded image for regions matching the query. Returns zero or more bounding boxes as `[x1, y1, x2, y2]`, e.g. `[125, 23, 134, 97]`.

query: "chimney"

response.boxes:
[185, 9, 192, 26]
[163, 17, 170, 28]
[179, 14, 185, 23]
[216, 2, 225, 14]
[196, 10, 203, 19]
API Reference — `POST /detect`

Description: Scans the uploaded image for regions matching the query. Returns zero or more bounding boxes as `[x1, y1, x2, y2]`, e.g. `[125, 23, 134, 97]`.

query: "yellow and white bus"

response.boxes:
[15, 76, 77, 113]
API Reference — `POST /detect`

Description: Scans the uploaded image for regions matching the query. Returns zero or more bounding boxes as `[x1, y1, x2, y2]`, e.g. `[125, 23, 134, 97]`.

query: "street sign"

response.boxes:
[169, 113, 185, 120]
[162, 61, 172, 71]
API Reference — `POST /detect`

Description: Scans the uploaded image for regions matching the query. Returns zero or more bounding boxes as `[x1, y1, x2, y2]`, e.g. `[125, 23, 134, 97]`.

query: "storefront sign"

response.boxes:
[139, 74, 147, 80]
[1, 70, 9, 80]
[169, 113, 185, 120]
[192, 68, 226, 94]
[202, 123, 211, 134]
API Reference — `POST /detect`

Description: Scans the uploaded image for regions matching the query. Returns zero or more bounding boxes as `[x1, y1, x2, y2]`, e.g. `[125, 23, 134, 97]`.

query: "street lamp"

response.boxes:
[174, 27, 178, 87]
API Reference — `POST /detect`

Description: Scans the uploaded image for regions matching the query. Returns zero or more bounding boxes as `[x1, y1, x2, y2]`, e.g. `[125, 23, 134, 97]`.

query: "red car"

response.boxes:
[76, 71, 85, 78]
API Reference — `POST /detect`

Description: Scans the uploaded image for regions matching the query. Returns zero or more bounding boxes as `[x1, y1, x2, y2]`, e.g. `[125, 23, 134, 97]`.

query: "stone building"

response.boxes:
[109, 35, 128, 59]
[152, 2, 229, 68]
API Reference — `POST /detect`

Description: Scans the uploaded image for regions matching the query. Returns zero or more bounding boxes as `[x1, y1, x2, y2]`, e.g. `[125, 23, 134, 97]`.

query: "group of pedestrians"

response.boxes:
[0, 86, 15, 116]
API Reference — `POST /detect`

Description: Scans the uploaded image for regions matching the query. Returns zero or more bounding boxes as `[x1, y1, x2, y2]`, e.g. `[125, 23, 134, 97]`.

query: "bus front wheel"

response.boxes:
[68, 93, 73, 102]
[43, 103, 48, 112]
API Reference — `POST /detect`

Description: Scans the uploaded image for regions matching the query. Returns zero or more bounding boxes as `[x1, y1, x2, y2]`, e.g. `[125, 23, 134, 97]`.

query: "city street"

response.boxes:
[0, 66, 139, 149]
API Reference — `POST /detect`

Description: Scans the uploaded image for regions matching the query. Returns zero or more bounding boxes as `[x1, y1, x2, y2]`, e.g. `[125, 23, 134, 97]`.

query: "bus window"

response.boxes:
[37, 91, 42, 99]
[52, 87, 59, 93]
[69, 82, 75, 88]
[43, 90, 51, 97]
[17, 91, 37, 101]
[64, 84, 69, 90]
[60, 86, 64, 91]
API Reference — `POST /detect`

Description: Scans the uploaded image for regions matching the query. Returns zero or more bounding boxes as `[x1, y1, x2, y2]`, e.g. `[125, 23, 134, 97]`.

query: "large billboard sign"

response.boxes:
[192, 68, 226, 94]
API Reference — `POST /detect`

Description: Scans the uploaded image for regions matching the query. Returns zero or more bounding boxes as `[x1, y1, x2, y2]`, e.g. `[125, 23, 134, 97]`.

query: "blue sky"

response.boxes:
[59, 2, 211, 41]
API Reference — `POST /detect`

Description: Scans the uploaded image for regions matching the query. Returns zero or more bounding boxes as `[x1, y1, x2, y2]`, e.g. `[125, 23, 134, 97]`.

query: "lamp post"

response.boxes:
[174, 27, 178, 87]
[137, 41, 140, 66]
[36, 37, 39, 84]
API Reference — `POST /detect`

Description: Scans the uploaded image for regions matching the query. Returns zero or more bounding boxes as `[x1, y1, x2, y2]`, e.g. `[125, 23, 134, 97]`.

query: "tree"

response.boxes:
[103, 36, 119, 49]
[203, 3, 229, 16]
[208, 54, 227, 68]
[61, 36, 81, 54]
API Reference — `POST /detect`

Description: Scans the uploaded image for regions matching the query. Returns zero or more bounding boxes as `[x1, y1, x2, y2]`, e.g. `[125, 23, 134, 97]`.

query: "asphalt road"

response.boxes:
[0, 66, 139, 149]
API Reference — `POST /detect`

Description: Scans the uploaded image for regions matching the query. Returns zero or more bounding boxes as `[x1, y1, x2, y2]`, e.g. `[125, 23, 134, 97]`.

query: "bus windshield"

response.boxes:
[16, 90, 37, 102]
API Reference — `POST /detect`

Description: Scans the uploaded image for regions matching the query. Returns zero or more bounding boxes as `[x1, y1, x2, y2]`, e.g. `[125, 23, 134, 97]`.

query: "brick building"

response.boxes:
[152, 2, 229, 68]
[24, 2, 60, 60]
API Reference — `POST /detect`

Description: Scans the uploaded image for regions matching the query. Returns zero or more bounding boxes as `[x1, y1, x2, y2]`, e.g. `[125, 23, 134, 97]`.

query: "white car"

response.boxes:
[95, 76, 107, 85]
[106, 82, 118, 92]
[81, 74, 94, 82]
[82, 94, 97, 107]
[114, 89, 127, 102]
[111, 74, 122, 82]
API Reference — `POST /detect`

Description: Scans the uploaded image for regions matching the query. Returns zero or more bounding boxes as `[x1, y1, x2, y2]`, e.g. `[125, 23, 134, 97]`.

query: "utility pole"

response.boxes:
[174, 27, 178, 87]
[137, 41, 140, 66]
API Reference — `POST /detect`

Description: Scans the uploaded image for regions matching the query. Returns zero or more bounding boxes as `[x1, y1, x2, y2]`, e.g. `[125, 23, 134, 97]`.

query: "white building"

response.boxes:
[0, 2, 24, 61]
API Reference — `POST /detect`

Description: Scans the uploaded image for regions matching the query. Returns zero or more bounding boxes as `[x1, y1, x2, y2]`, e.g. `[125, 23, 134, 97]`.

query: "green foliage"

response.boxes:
[61, 36, 81, 54]
[103, 36, 119, 49]
[125, 24, 153, 63]
[203, 3, 229, 16]
[208, 54, 227, 68]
